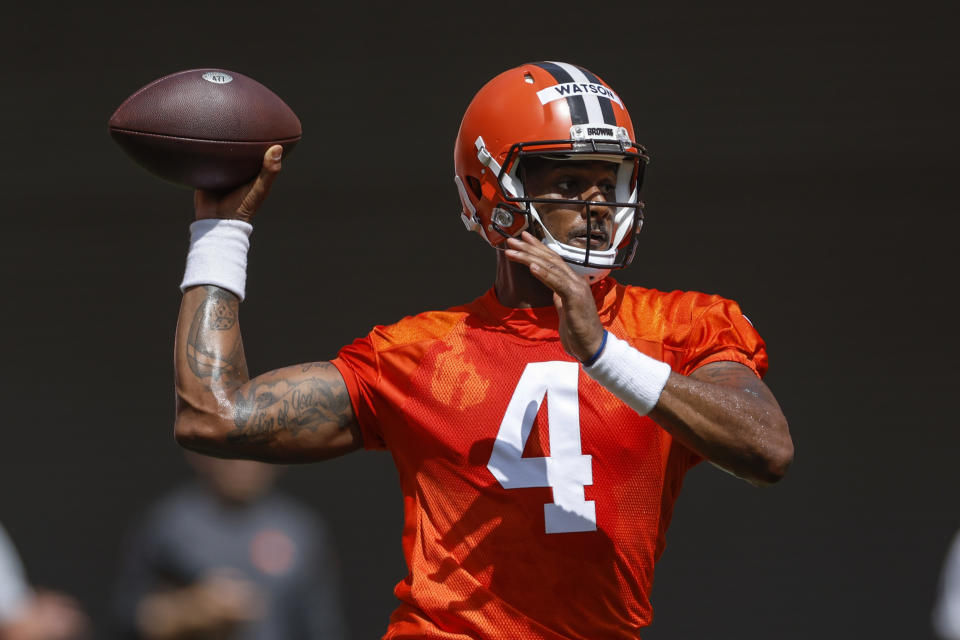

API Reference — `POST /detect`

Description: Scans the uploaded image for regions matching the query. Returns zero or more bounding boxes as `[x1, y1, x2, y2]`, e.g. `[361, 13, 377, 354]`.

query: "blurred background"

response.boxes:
[1, 1, 957, 637]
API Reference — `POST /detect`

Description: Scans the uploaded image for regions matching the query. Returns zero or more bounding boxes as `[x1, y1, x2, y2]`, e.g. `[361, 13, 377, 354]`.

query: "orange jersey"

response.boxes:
[331, 277, 767, 640]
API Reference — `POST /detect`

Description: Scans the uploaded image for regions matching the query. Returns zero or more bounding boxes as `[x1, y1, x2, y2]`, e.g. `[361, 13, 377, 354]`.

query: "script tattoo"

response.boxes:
[229, 364, 353, 444]
[185, 286, 247, 387]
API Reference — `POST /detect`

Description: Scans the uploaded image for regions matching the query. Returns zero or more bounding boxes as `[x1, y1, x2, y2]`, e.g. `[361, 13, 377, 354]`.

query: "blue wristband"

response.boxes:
[581, 330, 609, 367]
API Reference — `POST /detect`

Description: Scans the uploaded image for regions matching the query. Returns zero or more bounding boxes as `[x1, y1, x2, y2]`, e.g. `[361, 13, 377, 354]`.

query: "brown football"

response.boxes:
[109, 69, 301, 190]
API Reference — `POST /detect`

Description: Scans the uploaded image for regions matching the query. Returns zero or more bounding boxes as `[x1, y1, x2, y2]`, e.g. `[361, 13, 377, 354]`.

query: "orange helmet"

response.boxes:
[454, 61, 648, 281]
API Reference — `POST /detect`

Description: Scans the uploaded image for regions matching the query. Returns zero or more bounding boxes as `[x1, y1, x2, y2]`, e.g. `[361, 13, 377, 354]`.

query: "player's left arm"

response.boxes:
[650, 361, 792, 485]
[505, 231, 793, 486]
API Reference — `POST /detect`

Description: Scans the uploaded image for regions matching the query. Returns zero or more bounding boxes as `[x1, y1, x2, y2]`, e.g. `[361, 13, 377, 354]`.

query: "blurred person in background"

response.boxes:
[0, 522, 88, 640]
[935, 530, 960, 639]
[112, 453, 345, 639]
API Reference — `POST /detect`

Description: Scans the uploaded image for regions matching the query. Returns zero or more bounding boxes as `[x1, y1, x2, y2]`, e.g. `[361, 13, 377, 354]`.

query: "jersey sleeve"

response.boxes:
[678, 298, 769, 378]
[331, 336, 389, 450]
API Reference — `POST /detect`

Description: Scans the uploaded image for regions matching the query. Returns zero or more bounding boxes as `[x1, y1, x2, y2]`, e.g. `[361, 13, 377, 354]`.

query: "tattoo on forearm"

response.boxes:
[182, 289, 354, 446]
[185, 286, 248, 386]
[229, 363, 353, 444]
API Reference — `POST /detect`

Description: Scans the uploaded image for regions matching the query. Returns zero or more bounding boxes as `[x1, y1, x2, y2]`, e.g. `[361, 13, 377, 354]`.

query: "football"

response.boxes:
[109, 69, 301, 191]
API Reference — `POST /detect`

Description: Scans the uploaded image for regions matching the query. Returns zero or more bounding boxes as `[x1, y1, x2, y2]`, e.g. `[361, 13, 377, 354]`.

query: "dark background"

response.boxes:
[1, 2, 956, 638]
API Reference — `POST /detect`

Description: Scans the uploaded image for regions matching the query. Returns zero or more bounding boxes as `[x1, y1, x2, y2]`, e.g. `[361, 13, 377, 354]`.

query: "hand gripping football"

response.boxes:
[109, 69, 302, 190]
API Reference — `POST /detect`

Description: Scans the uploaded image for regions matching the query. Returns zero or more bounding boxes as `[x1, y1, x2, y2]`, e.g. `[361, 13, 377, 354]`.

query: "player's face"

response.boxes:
[521, 159, 618, 251]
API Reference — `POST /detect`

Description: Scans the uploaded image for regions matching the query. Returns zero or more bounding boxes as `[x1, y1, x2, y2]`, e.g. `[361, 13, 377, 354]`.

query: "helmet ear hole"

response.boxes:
[466, 176, 482, 200]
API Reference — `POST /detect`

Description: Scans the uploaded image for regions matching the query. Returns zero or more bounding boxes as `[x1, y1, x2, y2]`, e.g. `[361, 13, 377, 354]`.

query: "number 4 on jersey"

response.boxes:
[487, 361, 596, 534]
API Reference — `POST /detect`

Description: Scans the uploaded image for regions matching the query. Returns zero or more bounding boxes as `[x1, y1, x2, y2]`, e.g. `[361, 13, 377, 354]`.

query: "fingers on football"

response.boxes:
[237, 146, 283, 220]
[193, 146, 283, 221]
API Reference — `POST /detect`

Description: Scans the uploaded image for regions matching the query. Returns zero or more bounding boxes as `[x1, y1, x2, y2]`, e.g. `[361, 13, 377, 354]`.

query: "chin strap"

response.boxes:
[568, 263, 611, 283]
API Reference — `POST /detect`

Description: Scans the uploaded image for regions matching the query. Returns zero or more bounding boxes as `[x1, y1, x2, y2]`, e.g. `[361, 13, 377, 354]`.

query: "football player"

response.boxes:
[172, 61, 793, 639]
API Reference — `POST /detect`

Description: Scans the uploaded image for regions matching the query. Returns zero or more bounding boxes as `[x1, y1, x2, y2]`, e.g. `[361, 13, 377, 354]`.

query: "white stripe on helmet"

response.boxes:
[550, 61, 605, 125]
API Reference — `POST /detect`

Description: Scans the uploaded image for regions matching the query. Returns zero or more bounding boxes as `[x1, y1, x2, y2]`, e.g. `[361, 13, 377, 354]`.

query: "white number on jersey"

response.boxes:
[487, 361, 596, 534]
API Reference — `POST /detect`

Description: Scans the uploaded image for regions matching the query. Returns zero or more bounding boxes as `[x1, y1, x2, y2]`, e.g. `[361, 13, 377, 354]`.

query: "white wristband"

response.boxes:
[583, 331, 672, 416]
[180, 219, 253, 301]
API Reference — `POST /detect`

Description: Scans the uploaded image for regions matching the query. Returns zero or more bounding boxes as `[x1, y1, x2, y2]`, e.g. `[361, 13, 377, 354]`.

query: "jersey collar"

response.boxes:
[472, 277, 622, 340]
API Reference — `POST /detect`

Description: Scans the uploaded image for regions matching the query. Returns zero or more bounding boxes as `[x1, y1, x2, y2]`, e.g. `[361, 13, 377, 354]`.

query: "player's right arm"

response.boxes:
[175, 286, 360, 462]
[173, 146, 362, 462]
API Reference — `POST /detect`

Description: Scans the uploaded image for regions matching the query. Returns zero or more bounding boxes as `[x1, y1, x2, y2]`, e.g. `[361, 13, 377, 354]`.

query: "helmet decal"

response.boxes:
[531, 62, 619, 126]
